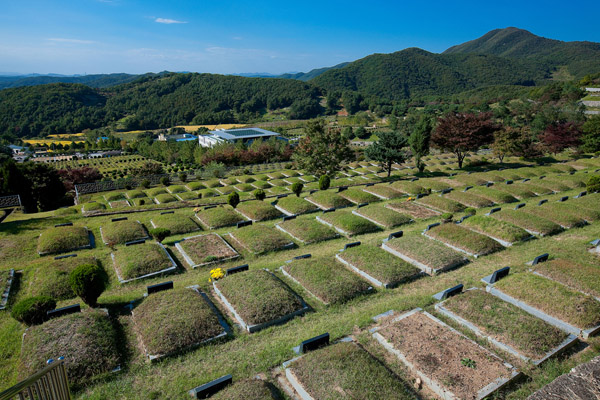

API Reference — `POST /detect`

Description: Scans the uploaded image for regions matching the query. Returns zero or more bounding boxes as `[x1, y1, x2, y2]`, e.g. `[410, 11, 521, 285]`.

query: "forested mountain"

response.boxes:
[311, 48, 544, 100]
[443, 27, 600, 78]
[278, 62, 349, 81]
[0, 73, 141, 90]
[0, 73, 322, 139]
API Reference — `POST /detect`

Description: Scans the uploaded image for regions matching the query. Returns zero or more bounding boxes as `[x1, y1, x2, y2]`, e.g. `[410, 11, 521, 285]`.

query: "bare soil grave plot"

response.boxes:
[20, 310, 120, 385]
[282, 340, 415, 400]
[424, 223, 505, 258]
[37, 225, 92, 255]
[382, 235, 468, 275]
[386, 201, 441, 219]
[109, 200, 131, 209]
[228, 224, 294, 255]
[235, 200, 282, 221]
[273, 196, 318, 216]
[100, 220, 149, 245]
[275, 218, 339, 244]
[460, 215, 532, 246]
[175, 233, 239, 269]
[150, 214, 200, 235]
[531, 258, 600, 300]
[316, 210, 380, 237]
[132, 287, 228, 361]
[491, 209, 563, 237]
[212, 269, 308, 333]
[111, 241, 177, 283]
[416, 195, 466, 213]
[195, 206, 247, 229]
[305, 191, 353, 210]
[528, 355, 600, 400]
[352, 203, 413, 229]
[336, 244, 421, 288]
[22, 256, 100, 301]
[280, 256, 372, 305]
[490, 273, 600, 338]
[372, 308, 520, 400]
[436, 288, 577, 364]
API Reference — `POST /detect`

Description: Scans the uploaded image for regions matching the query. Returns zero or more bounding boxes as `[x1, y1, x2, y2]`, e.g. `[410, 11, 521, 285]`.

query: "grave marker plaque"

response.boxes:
[482, 266, 510, 285]
[188, 375, 233, 399]
[226, 264, 249, 275]
[236, 220, 252, 229]
[344, 242, 361, 250]
[111, 217, 128, 222]
[147, 281, 173, 296]
[433, 284, 463, 300]
[531, 253, 549, 265]
[299, 333, 330, 354]
[514, 203, 526, 210]
[47, 304, 81, 319]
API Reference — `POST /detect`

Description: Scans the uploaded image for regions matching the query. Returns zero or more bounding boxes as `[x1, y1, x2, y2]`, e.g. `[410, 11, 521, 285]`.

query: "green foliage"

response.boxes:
[365, 131, 408, 176]
[227, 192, 240, 209]
[204, 161, 227, 178]
[140, 179, 150, 189]
[581, 115, 600, 153]
[11, 296, 56, 326]
[253, 189, 266, 201]
[587, 175, 600, 193]
[464, 207, 476, 215]
[441, 213, 454, 221]
[354, 126, 369, 139]
[409, 116, 432, 172]
[291, 182, 304, 197]
[318, 175, 331, 190]
[69, 263, 108, 307]
[160, 176, 170, 186]
[149, 228, 171, 242]
[178, 172, 187, 183]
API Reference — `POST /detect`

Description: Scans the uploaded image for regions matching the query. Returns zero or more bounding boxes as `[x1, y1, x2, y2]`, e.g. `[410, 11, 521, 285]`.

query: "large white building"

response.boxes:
[198, 127, 285, 147]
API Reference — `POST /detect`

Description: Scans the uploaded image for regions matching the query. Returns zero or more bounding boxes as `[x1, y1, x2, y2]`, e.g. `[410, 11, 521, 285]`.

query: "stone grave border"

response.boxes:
[0, 269, 15, 310]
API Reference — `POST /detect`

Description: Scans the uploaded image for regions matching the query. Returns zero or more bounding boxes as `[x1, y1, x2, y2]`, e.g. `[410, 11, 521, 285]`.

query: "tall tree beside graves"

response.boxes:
[408, 116, 432, 173]
[432, 112, 499, 168]
[581, 115, 600, 153]
[293, 120, 353, 177]
[492, 126, 520, 163]
[540, 121, 582, 154]
[365, 131, 408, 177]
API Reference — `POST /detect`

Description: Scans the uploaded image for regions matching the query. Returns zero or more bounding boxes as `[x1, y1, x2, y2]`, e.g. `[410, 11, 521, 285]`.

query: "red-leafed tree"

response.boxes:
[432, 112, 499, 168]
[58, 166, 103, 192]
[540, 121, 582, 154]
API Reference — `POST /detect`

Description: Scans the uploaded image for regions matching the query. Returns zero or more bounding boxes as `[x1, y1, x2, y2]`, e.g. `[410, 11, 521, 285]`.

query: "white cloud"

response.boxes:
[46, 38, 96, 44]
[155, 18, 187, 24]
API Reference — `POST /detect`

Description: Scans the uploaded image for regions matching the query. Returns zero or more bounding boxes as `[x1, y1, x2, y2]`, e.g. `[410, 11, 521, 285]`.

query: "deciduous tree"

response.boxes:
[540, 121, 582, 154]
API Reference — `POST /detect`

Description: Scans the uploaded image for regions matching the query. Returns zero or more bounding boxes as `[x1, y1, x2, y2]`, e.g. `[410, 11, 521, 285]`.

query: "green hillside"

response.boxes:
[0, 73, 142, 90]
[278, 62, 349, 81]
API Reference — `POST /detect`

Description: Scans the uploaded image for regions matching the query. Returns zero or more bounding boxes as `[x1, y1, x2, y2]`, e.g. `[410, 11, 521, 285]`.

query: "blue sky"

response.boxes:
[1, 0, 599, 75]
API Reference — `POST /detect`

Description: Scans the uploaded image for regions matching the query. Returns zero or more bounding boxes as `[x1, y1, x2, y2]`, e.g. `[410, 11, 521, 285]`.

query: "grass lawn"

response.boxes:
[363, 184, 406, 199]
[492, 210, 563, 236]
[213, 269, 304, 326]
[533, 258, 600, 298]
[469, 187, 518, 204]
[274, 196, 318, 215]
[383, 234, 467, 274]
[276, 218, 339, 244]
[37, 226, 90, 255]
[494, 184, 537, 199]
[176, 233, 239, 268]
[534, 180, 571, 193]
[20, 310, 119, 385]
[542, 202, 600, 223]
[251, 180, 272, 190]
[417, 195, 466, 213]
[167, 185, 187, 194]
[523, 205, 586, 229]
[186, 181, 206, 191]
[495, 273, 600, 329]
[82, 202, 106, 212]
[104, 193, 125, 202]
[282, 256, 372, 304]
[101, 220, 148, 245]
[229, 225, 293, 255]
[337, 244, 420, 288]
[420, 179, 453, 192]
[426, 223, 504, 257]
[389, 180, 425, 195]
[318, 210, 380, 237]
[461, 215, 531, 244]
[338, 188, 380, 204]
[195, 206, 246, 229]
[112, 242, 175, 281]
[306, 191, 353, 210]
[154, 194, 178, 204]
[288, 341, 414, 400]
[453, 174, 489, 186]
[354, 204, 413, 228]
[126, 190, 147, 199]
[133, 288, 225, 358]
[446, 191, 495, 208]
[211, 379, 275, 400]
[236, 201, 282, 221]
[147, 188, 168, 197]
[442, 289, 568, 359]
[520, 183, 554, 196]
[150, 214, 200, 235]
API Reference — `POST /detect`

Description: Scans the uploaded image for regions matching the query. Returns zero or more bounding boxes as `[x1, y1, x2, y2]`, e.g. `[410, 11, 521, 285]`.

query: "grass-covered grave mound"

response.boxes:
[210, 379, 276, 400]
[362, 184, 406, 199]
[533, 258, 600, 300]
[317, 210, 380, 237]
[337, 188, 380, 204]
[286, 341, 414, 400]
[236, 200, 282, 221]
[176, 233, 239, 268]
[274, 196, 318, 215]
[282, 256, 372, 304]
[276, 218, 339, 244]
[101, 220, 148, 245]
[445, 191, 495, 208]
[386, 201, 440, 219]
[213, 269, 305, 328]
[491, 209, 563, 236]
[337, 244, 421, 288]
[37, 226, 91, 255]
[132, 288, 225, 359]
[425, 223, 504, 257]
[154, 193, 178, 204]
[461, 215, 531, 245]
[306, 191, 353, 210]
[523, 204, 586, 229]
[150, 214, 200, 235]
[20, 310, 119, 385]
[112, 241, 175, 282]
[353, 203, 413, 228]
[195, 206, 246, 229]
[417, 195, 466, 213]
[228, 225, 293, 255]
[23, 256, 100, 301]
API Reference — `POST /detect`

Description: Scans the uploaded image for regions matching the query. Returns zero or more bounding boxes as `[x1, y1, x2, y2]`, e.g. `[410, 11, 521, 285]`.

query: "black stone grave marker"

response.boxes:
[226, 264, 249, 275]
[299, 333, 330, 354]
[47, 304, 81, 319]
[188, 375, 233, 399]
[147, 281, 173, 296]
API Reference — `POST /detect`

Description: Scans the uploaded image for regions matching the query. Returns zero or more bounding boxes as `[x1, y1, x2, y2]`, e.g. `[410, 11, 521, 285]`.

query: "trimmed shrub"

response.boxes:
[69, 263, 108, 307]
[464, 207, 476, 216]
[160, 176, 170, 186]
[291, 182, 303, 197]
[178, 172, 187, 183]
[228, 192, 240, 208]
[588, 175, 600, 193]
[140, 179, 150, 189]
[441, 213, 454, 222]
[319, 175, 331, 190]
[11, 296, 56, 325]
[253, 189, 266, 201]
[149, 228, 171, 242]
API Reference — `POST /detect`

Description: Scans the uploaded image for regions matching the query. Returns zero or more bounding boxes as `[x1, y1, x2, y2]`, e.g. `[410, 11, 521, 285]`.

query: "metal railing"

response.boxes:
[0, 358, 70, 400]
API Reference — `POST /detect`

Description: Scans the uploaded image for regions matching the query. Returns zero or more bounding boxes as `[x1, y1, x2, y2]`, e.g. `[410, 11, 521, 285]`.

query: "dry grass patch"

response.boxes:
[389, 180, 426, 195]
[468, 187, 518, 204]
[383, 235, 467, 274]
[417, 195, 466, 213]
[338, 188, 380, 204]
[523, 205, 586, 229]
[461, 215, 531, 244]
[386, 201, 440, 219]
[426, 223, 504, 257]
[533, 258, 600, 298]
[211, 379, 276, 400]
[363, 184, 406, 199]
[445, 191, 495, 208]
[37, 226, 90, 255]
